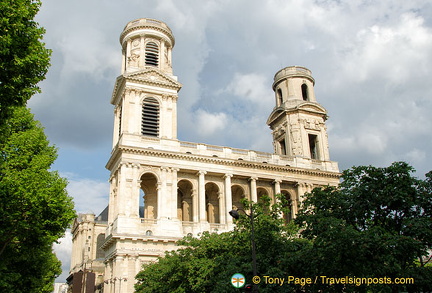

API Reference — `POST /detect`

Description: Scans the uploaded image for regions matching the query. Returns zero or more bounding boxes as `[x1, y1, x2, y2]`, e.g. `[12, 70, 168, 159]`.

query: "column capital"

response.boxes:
[273, 179, 282, 185]
[197, 170, 207, 176]
[248, 176, 258, 182]
[223, 173, 233, 179]
[295, 182, 307, 188]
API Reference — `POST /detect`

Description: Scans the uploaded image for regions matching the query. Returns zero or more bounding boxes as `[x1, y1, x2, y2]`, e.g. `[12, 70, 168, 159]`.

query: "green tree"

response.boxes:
[0, 0, 51, 120]
[0, 107, 75, 292]
[295, 162, 432, 292]
[135, 195, 303, 293]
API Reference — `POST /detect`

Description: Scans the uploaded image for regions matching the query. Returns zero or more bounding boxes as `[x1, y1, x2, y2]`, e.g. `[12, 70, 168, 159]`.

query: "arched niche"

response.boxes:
[205, 182, 220, 223]
[140, 172, 158, 219]
[177, 179, 193, 221]
[231, 185, 246, 211]
[281, 190, 293, 223]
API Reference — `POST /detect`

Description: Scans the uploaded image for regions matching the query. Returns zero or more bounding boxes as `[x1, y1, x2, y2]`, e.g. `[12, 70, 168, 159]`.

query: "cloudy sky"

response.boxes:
[32, 0, 432, 282]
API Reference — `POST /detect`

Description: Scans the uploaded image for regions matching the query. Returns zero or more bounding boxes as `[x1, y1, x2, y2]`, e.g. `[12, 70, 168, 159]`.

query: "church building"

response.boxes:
[68, 18, 340, 293]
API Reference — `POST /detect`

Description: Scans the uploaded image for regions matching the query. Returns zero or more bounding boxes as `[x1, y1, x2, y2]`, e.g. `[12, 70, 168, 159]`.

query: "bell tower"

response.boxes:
[267, 66, 332, 161]
[110, 18, 182, 148]
[106, 18, 183, 233]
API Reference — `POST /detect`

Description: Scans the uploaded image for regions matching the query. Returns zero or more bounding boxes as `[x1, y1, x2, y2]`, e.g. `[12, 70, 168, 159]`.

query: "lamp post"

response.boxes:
[229, 207, 258, 292]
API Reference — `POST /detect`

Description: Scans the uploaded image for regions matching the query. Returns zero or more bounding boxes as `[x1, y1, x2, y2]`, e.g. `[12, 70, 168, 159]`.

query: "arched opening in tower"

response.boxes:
[139, 173, 158, 219]
[177, 179, 193, 222]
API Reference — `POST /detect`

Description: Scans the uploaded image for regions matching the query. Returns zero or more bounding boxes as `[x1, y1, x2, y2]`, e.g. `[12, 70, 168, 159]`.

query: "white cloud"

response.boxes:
[358, 129, 387, 155]
[57, 28, 119, 82]
[195, 109, 228, 137]
[405, 148, 426, 164]
[52, 174, 109, 282]
[338, 12, 432, 84]
[64, 173, 110, 214]
[224, 73, 271, 106]
[53, 231, 72, 282]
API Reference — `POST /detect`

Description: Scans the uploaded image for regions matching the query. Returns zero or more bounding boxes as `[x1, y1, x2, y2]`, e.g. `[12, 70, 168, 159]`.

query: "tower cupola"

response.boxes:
[267, 66, 331, 161]
[120, 18, 175, 75]
[272, 66, 316, 107]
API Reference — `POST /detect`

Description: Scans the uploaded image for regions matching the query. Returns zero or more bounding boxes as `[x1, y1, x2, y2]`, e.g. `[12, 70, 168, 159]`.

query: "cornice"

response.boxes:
[120, 19, 175, 46]
[108, 145, 340, 180]
[101, 233, 179, 251]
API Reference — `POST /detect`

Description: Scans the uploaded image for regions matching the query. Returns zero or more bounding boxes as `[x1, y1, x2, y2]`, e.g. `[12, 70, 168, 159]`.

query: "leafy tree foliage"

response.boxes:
[295, 162, 432, 292]
[0, 107, 75, 292]
[0, 0, 51, 120]
[135, 162, 431, 293]
[135, 195, 303, 293]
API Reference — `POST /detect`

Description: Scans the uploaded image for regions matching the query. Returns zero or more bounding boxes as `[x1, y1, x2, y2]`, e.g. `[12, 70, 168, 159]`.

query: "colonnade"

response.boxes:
[129, 167, 317, 225]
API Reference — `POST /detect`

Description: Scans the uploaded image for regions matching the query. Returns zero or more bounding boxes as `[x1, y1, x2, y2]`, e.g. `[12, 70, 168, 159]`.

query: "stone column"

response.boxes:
[224, 174, 233, 225]
[126, 39, 132, 71]
[159, 167, 168, 219]
[131, 164, 140, 217]
[192, 189, 198, 222]
[295, 182, 307, 217]
[139, 35, 145, 68]
[121, 256, 129, 292]
[156, 182, 162, 220]
[274, 179, 281, 195]
[114, 256, 124, 293]
[171, 168, 179, 219]
[134, 255, 141, 279]
[160, 40, 166, 70]
[217, 192, 224, 224]
[118, 164, 126, 216]
[273, 179, 282, 217]
[198, 171, 207, 222]
[249, 177, 258, 202]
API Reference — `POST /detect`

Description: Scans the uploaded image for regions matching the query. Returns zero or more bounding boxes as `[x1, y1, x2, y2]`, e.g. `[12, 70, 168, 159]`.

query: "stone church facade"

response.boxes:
[68, 18, 340, 293]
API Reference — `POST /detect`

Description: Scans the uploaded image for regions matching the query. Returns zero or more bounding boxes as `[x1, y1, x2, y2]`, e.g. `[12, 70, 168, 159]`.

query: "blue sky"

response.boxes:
[32, 0, 432, 282]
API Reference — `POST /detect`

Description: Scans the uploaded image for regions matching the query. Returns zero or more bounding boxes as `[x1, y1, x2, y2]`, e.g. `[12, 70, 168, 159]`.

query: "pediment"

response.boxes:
[266, 107, 285, 125]
[125, 69, 182, 90]
[297, 102, 327, 114]
[266, 102, 327, 126]
[111, 69, 182, 104]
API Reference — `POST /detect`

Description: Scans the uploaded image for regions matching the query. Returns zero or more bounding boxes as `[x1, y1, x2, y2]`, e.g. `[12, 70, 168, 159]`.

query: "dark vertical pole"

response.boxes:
[250, 207, 258, 293]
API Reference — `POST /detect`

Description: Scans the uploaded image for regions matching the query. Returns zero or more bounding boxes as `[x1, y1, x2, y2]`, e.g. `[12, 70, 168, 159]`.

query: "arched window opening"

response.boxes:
[281, 191, 293, 223]
[257, 188, 270, 203]
[301, 84, 309, 101]
[205, 183, 220, 223]
[279, 138, 287, 155]
[277, 88, 283, 106]
[257, 188, 271, 213]
[177, 180, 193, 222]
[308, 134, 319, 160]
[231, 185, 245, 211]
[142, 97, 159, 137]
[145, 42, 159, 66]
[140, 173, 158, 219]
